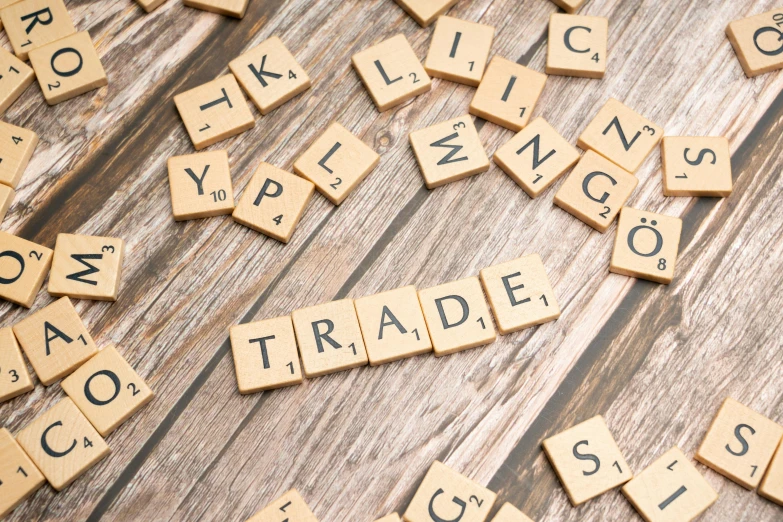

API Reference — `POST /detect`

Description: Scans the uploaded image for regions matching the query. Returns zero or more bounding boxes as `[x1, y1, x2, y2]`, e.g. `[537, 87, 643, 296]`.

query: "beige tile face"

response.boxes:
[13, 296, 97, 385]
[183, 0, 248, 18]
[0, 428, 45, 518]
[0, 327, 34, 403]
[0, 121, 38, 189]
[418, 277, 496, 356]
[0, 230, 52, 308]
[542, 416, 632, 506]
[293, 122, 380, 205]
[469, 57, 546, 132]
[726, 9, 783, 77]
[354, 285, 433, 366]
[374, 514, 401, 522]
[174, 74, 255, 150]
[229, 316, 303, 394]
[136, 0, 167, 13]
[480, 254, 560, 335]
[0, 0, 75, 60]
[549, 0, 585, 14]
[229, 36, 310, 115]
[47, 233, 125, 301]
[0, 47, 35, 116]
[546, 14, 607, 79]
[759, 438, 783, 506]
[167, 150, 235, 220]
[291, 299, 368, 378]
[494, 117, 580, 198]
[490, 503, 534, 522]
[232, 162, 314, 243]
[16, 397, 109, 491]
[622, 447, 717, 522]
[394, 0, 457, 27]
[553, 150, 637, 233]
[610, 207, 682, 284]
[352, 34, 432, 112]
[246, 489, 318, 522]
[409, 115, 490, 189]
[661, 137, 732, 197]
[577, 98, 662, 173]
[695, 397, 783, 490]
[424, 16, 494, 87]
[0, 184, 15, 225]
[404, 461, 497, 522]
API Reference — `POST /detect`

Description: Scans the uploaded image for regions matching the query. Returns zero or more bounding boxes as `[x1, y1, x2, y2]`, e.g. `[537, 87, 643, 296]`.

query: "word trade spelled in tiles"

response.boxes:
[726, 8, 783, 77]
[394, 0, 457, 27]
[246, 489, 318, 522]
[404, 461, 496, 522]
[0, 47, 35, 115]
[610, 207, 682, 284]
[0, 231, 52, 308]
[0, 428, 45, 518]
[168, 150, 235, 220]
[424, 15, 494, 87]
[661, 136, 733, 197]
[183, 0, 249, 18]
[0, 327, 34, 403]
[0, 121, 39, 189]
[547, 13, 608, 79]
[48, 233, 125, 301]
[0, 0, 76, 60]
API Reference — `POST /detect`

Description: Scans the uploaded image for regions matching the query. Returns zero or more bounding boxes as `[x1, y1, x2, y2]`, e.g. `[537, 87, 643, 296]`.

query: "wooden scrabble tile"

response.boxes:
[174, 74, 255, 151]
[229, 315, 303, 394]
[610, 207, 682, 284]
[354, 285, 433, 366]
[424, 15, 494, 87]
[553, 150, 637, 233]
[409, 114, 489, 189]
[394, 0, 457, 27]
[542, 415, 632, 506]
[661, 137, 732, 197]
[47, 233, 125, 301]
[0, 327, 34, 403]
[493, 117, 580, 198]
[0, 428, 45, 518]
[13, 296, 97, 385]
[549, 0, 586, 14]
[480, 254, 560, 335]
[404, 461, 496, 522]
[759, 438, 783, 506]
[695, 397, 783, 490]
[546, 13, 608, 79]
[726, 9, 783, 77]
[0, 121, 38, 189]
[183, 0, 248, 18]
[167, 150, 235, 220]
[469, 57, 547, 132]
[246, 489, 318, 522]
[15, 397, 109, 491]
[622, 447, 718, 522]
[577, 98, 663, 173]
[375, 514, 401, 522]
[418, 277, 496, 357]
[352, 34, 432, 112]
[0, 47, 35, 115]
[232, 162, 314, 243]
[136, 0, 167, 13]
[0, 184, 15, 223]
[229, 36, 311, 115]
[0, 0, 75, 61]
[0, 231, 52, 308]
[293, 122, 380, 205]
[490, 503, 534, 522]
[0, 0, 20, 30]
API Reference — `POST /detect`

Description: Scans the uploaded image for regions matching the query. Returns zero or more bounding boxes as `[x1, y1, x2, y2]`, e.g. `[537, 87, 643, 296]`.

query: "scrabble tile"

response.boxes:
[480, 254, 560, 335]
[0, 0, 75, 61]
[232, 162, 314, 243]
[394, 0, 457, 27]
[424, 15, 494, 87]
[610, 207, 682, 284]
[0, 121, 38, 189]
[374, 514, 401, 522]
[354, 285, 433, 366]
[577, 98, 663, 173]
[469, 57, 547, 132]
[13, 296, 97, 385]
[0, 230, 52, 308]
[0, 47, 35, 116]
[246, 489, 318, 522]
[0, 327, 34, 403]
[15, 397, 109, 491]
[183, 0, 248, 18]
[229, 36, 311, 115]
[352, 34, 432, 112]
[0, 428, 45, 518]
[549, 0, 586, 14]
[542, 415, 632, 506]
[28, 31, 107, 105]
[409, 115, 490, 189]
[490, 503, 534, 522]
[622, 447, 718, 522]
[136, 0, 167, 13]
[0, 184, 15, 223]
[404, 461, 496, 522]
[418, 277, 496, 357]
[61, 345, 154, 436]
[167, 150, 235, 220]
[229, 315, 303, 394]
[293, 122, 380, 205]
[47, 233, 125, 301]
[546, 13, 608, 79]
[553, 150, 637, 233]
[174, 74, 255, 151]
[695, 397, 783, 490]
[726, 9, 783, 77]
[759, 438, 783, 506]
[493, 117, 580, 198]
[0, 0, 20, 30]
[661, 137, 732, 197]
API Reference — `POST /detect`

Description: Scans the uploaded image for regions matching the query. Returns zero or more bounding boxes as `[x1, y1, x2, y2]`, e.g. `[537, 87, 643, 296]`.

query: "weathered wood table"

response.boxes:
[2, 0, 782, 520]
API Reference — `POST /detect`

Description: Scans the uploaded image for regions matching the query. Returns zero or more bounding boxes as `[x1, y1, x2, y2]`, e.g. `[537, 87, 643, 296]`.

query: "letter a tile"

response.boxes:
[0, 428, 45, 518]
[246, 489, 318, 522]
[661, 137, 732, 197]
[610, 207, 682, 284]
[546, 13, 608, 79]
[760, 438, 783, 506]
[0, 327, 34, 403]
[183, 0, 249, 18]
[168, 150, 235, 220]
[0, 47, 35, 116]
[424, 15, 494, 87]
[48, 233, 125, 301]
[404, 461, 496, 522]
[0, 0, 76, 60]
[490, 503, 534, 522]
[726, 9, 783, 77]
[0, 230, 52, 308]
[0, 121, 39, 189]
[394, 0, 457, 27]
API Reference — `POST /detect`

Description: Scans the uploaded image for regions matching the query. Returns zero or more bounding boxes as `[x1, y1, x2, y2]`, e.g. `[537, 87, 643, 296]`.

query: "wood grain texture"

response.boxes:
[1, 0, 782, 521]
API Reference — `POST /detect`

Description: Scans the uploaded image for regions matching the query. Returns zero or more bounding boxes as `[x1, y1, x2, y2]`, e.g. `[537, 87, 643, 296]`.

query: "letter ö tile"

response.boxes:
[610, 207, 682, 284]
[424, 15, 494, 87]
